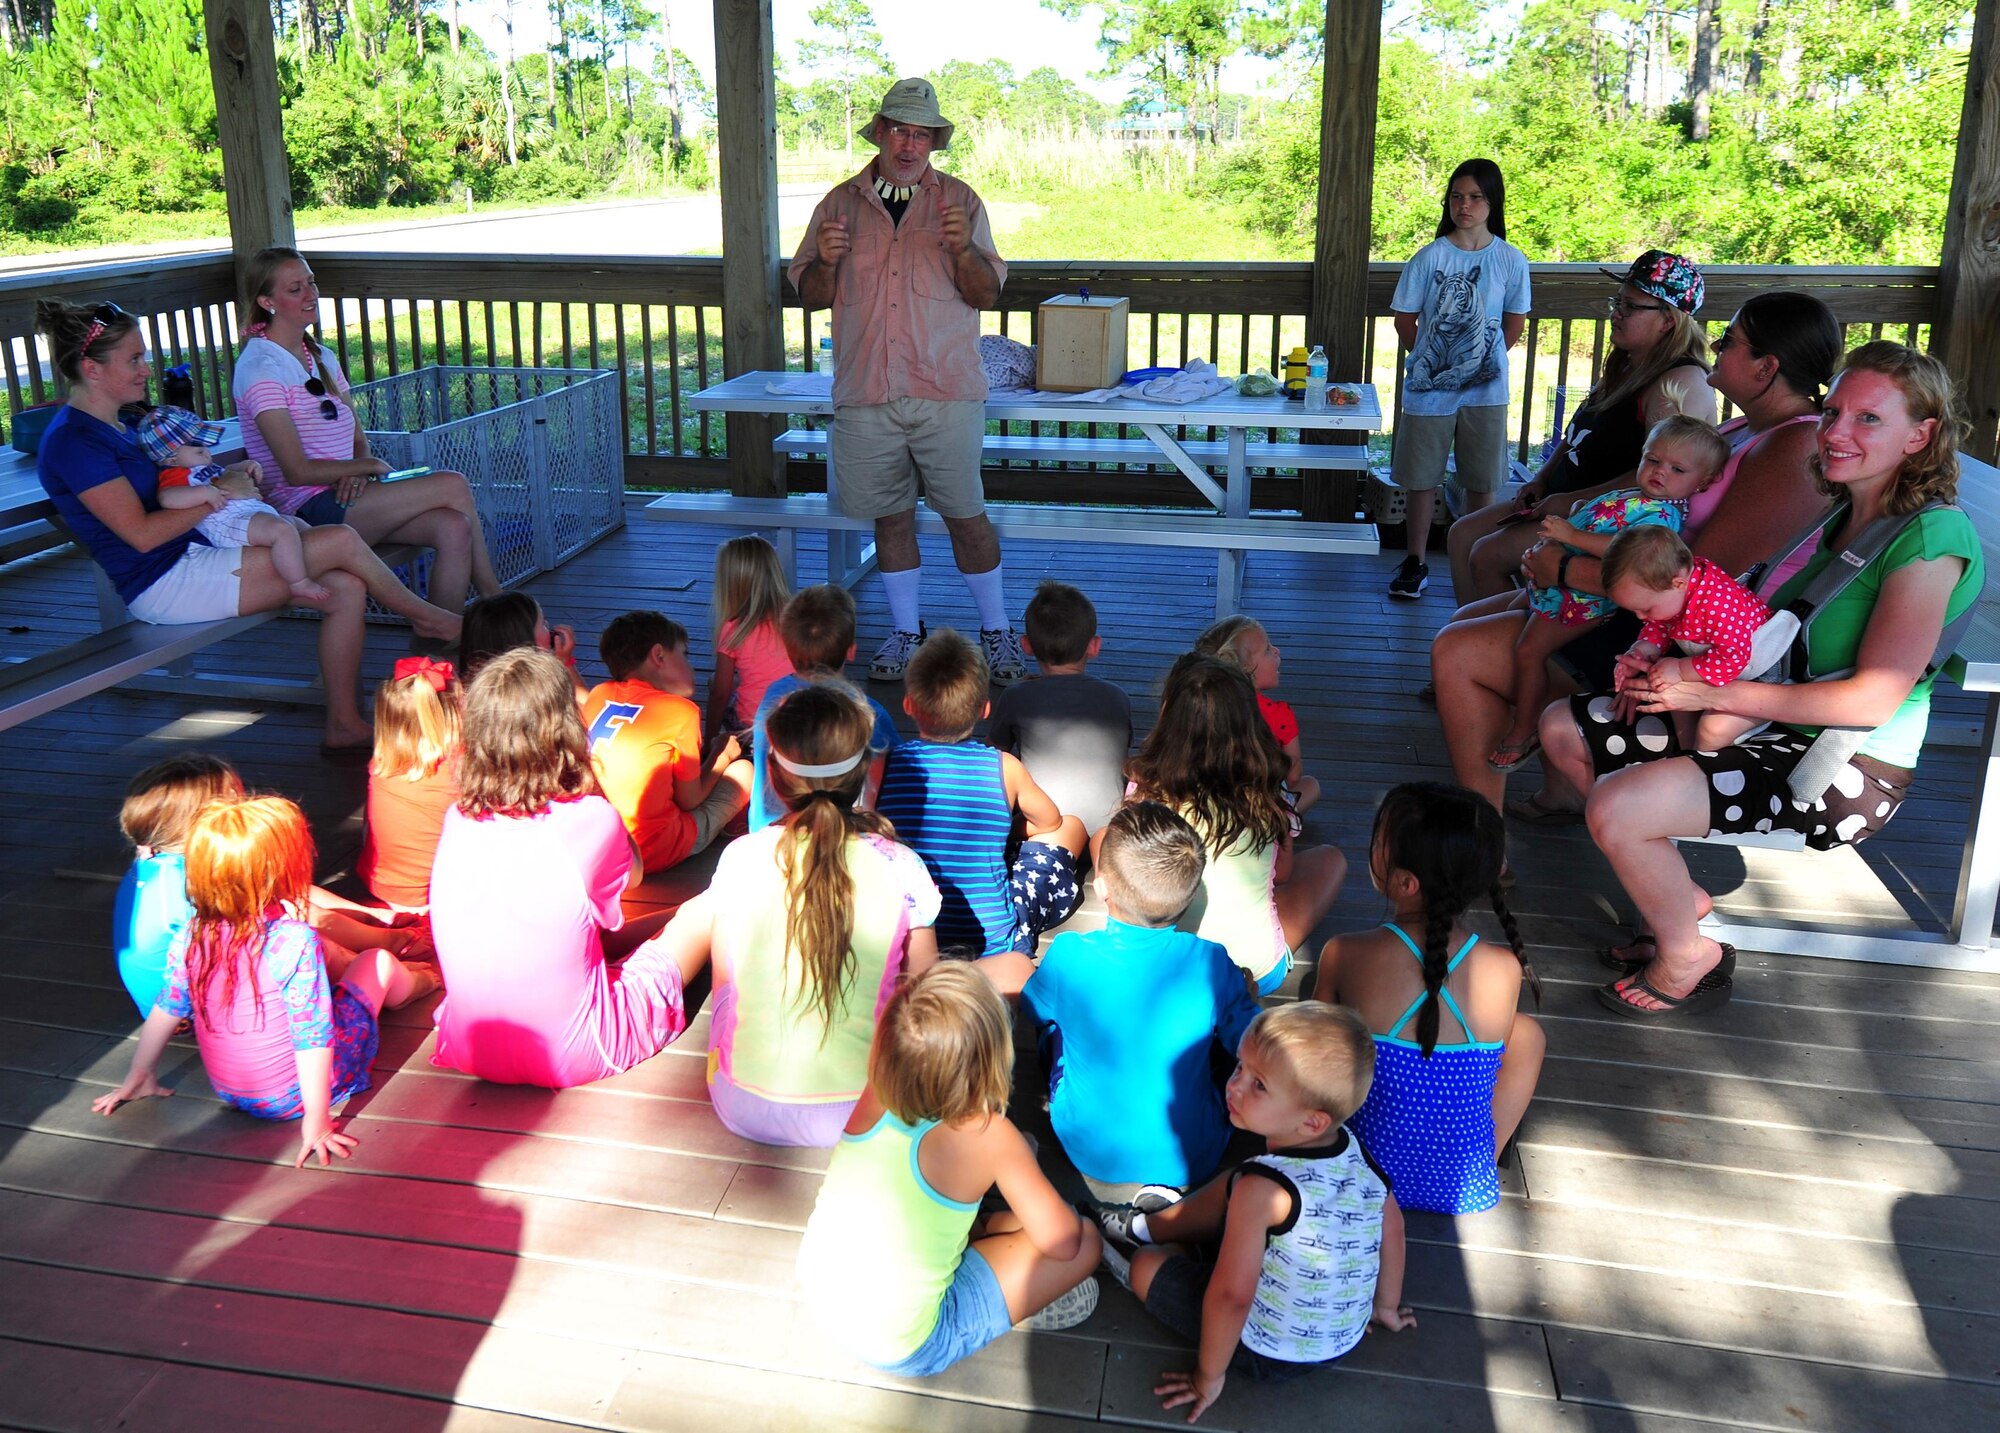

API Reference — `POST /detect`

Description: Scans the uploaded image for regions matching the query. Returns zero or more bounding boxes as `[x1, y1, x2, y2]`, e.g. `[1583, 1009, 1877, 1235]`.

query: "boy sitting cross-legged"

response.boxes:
[582, 610, 752, 873]
[988, 579, 1134, 841]
[1022, 802, 1261, 1201]
[748, 584, 903, 831]
[1094, 1003, 1414, 1424]
[876, 628, 1088, 993]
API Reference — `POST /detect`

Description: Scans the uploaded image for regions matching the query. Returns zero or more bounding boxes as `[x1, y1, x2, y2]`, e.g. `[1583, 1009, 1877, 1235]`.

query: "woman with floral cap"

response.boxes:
[1443, 251, 1717, 608]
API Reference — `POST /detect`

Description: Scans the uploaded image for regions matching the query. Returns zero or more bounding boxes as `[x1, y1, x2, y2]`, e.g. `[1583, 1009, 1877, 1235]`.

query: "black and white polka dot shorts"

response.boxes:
[1568, 694, 1914, 851]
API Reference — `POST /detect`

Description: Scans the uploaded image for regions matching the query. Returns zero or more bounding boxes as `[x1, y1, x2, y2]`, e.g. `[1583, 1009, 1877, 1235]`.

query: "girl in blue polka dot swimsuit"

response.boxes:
[1313, 783, 1544, 1214]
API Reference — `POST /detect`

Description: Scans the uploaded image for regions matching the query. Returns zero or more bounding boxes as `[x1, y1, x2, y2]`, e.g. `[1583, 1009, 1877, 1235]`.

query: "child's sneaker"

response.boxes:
[1018, 1276, 1099, 1331]
[869, 628, 925, 681]
[1387, 556, 1429, 599]
[981, 627, 1027, 686]
[1088, 1187, 1182, 1288]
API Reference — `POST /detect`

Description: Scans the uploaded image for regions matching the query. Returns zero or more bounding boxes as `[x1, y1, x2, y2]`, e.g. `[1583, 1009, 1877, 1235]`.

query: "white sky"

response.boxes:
[461, 0, 1284, 105]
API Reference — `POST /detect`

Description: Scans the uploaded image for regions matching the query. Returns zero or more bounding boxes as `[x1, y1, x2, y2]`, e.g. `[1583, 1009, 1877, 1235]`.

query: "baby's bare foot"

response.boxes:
[290, 579, 333, 604]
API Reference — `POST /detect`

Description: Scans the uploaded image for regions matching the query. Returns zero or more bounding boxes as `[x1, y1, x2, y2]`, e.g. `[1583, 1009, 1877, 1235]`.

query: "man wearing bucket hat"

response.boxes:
[789, 77, 1023, 685]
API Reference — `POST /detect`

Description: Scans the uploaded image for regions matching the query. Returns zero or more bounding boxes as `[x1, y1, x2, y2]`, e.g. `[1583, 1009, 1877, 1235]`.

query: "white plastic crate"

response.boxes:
[348, 366, 624, 593]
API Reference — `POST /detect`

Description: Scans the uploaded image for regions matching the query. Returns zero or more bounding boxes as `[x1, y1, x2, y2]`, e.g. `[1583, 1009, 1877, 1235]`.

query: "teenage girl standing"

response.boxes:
[1386, 159, 1532, 600]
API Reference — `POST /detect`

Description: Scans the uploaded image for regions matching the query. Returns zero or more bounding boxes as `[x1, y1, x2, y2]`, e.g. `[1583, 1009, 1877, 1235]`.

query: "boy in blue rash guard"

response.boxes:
[1023, 802, 1261, 1196]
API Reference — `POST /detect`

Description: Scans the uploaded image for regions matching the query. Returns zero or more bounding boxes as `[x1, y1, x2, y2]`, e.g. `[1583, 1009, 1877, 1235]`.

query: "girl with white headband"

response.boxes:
[656, 680, 941, 1146]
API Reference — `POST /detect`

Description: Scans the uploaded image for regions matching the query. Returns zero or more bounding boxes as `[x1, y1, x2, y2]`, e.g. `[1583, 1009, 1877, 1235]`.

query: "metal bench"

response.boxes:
[0, 539, 424, 733]
[642, 491, 1377, 617]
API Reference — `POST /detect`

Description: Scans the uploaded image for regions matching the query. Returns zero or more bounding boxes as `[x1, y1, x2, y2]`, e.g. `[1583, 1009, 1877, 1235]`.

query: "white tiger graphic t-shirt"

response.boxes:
[1391, 236, 1531, 417]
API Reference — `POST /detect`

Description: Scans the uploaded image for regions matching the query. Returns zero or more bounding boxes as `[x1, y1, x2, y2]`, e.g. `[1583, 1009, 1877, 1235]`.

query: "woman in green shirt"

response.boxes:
[1540, 342, 1985, 1020]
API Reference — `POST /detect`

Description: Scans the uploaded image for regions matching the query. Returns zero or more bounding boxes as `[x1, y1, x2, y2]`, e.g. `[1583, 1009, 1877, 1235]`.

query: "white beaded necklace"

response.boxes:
[873, 175, 915, 204]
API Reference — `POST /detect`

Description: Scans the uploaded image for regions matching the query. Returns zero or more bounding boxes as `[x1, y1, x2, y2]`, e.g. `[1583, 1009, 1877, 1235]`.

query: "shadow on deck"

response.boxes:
[1, 502, 1995, 1430]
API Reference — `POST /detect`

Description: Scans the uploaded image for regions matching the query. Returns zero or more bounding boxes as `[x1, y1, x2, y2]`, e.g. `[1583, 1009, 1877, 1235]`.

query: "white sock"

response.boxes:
[1130, 1212, 1155, 1244]
[961, 563, 1009, 630]
[882, 567, 922, 635]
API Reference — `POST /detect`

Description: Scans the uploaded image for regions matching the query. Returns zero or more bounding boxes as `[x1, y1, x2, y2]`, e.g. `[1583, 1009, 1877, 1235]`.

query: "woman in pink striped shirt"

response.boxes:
[231, 248, 504, 615]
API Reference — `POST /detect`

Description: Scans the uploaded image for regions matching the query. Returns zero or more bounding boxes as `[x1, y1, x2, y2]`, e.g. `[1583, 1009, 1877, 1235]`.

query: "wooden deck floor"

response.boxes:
[2, 505, 1997, 1432]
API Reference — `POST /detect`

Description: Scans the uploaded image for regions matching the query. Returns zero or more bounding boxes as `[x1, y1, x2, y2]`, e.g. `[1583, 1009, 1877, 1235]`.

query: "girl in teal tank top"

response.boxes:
[1314, 783, 1545, 1214]
[796, 965, 1103, 1373]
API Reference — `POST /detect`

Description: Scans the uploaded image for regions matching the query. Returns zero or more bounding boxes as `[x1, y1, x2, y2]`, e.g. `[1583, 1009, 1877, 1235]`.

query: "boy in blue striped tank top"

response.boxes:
[1092, 1004, 1413, 1422]
[876, 629, 1086, 988]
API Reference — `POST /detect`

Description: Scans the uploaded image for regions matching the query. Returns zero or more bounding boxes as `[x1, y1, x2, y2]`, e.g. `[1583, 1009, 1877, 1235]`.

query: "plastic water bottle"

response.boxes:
[1305, 344, 1329, 411]
[818, 334, 836, 381]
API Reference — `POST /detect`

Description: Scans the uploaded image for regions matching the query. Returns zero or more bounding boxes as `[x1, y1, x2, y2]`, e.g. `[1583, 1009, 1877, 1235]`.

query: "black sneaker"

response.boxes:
[1388, 556, 1430, 599]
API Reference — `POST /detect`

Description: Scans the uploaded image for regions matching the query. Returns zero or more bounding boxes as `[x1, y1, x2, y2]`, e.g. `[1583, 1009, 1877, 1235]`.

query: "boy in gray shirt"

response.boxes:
[988, 580, 1133, 837]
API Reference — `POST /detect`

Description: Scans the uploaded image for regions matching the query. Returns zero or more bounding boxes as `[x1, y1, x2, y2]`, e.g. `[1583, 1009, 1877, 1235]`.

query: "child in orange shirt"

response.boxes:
[359, 656, 462, 911]
[582, 610, 751, 872]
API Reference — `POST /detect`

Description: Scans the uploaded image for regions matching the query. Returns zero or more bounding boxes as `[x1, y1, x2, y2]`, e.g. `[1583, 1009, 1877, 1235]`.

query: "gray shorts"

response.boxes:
[1145, 1253, 1331, 1384]
[1391, 405, 1509, 493]
[830, 398, 986, 520]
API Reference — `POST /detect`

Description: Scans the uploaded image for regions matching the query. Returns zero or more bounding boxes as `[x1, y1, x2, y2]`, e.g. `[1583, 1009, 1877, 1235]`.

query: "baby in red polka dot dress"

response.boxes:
[1601, 524, 1779, 753]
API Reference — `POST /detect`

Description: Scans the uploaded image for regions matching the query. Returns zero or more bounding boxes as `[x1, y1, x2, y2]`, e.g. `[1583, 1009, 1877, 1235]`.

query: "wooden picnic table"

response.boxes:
[646, 372, 1383, 617]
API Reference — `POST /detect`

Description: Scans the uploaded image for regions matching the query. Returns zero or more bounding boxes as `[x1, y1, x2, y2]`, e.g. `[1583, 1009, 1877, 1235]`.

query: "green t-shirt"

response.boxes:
[1768, 506, 1985, 768]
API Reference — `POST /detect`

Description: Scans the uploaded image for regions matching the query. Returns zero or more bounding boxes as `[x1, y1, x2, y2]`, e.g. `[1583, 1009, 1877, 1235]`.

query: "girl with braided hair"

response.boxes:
[1312, 782, 1543, 1214]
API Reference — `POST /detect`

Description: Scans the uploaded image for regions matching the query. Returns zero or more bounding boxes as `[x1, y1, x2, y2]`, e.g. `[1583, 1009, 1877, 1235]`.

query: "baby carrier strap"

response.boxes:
[1742, 499, 1973, 802]
[1765, 499, 1971, 684]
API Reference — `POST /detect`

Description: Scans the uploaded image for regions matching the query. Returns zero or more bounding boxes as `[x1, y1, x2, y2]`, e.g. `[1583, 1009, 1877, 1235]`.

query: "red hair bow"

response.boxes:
[393, 655, 455, 690]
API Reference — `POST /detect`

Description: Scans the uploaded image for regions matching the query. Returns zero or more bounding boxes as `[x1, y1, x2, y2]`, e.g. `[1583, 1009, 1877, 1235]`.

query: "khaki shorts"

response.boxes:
[1391, 405, 1509, 493]
[830, 398, 986, 520]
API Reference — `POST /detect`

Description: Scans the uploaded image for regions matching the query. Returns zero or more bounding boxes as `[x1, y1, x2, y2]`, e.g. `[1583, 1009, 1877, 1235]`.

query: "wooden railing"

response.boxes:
[0, 255, 1942, 510]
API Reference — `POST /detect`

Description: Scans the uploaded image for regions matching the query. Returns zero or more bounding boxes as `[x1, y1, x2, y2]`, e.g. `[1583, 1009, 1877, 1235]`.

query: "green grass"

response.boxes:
[986, 185, 1304, 262]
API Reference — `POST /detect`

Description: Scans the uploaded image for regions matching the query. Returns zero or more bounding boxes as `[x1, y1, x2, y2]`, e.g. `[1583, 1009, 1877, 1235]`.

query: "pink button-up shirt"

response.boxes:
[788, 164, 1006, 408]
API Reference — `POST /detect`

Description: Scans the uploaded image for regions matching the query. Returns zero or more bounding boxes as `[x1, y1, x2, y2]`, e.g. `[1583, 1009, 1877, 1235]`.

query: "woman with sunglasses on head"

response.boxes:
[1441, 252, 1718, 609]
[230, 247, 504, 615]
[33, 299, 462, 754]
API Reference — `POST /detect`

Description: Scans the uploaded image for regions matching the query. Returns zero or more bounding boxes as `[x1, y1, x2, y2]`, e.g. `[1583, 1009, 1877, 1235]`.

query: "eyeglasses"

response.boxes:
[80, 302, 129, 357]
[1605, 295, 1671, 318]
[303, 375, 339, 422]
[884, 123, 936, 146]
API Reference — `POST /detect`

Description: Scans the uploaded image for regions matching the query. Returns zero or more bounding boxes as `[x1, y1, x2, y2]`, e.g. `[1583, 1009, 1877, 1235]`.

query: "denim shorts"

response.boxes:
[294, 488, 351, 527]
[870, 1248, 1012, 1378]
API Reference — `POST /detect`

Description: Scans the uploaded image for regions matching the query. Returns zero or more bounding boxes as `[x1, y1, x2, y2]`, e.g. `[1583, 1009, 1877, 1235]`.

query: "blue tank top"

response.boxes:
[1346, 923, 1505, 1215]
[876, 740, 1017, 956]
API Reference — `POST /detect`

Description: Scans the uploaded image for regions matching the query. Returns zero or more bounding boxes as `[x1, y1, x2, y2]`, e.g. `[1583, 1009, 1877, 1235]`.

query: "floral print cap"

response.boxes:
[1600, 250, 1705, 314]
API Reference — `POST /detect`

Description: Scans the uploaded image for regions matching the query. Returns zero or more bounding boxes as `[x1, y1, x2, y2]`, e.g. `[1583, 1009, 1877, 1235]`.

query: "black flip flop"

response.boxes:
[1507, 791, 1584, 827]
[1595, 945, 1736, 1020]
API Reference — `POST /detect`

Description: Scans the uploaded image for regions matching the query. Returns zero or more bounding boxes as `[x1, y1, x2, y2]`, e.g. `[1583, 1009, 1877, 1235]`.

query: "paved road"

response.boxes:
[0, 187, 830, 274]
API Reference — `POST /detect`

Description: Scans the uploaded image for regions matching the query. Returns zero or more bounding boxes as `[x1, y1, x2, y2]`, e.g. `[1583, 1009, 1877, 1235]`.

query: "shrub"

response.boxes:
[11, 194, 78, 231]
[495, 155, 595, 203]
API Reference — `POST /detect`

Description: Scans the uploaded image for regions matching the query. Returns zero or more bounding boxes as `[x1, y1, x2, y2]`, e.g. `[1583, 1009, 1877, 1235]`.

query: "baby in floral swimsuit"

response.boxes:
[1490, 416, 1731, 772]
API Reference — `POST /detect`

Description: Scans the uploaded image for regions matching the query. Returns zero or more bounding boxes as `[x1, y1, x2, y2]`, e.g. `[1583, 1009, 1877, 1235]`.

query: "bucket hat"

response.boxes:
[135, 405, 225, 464]
[1600, 250, 1705, 315]
[863, 77, 954, 150]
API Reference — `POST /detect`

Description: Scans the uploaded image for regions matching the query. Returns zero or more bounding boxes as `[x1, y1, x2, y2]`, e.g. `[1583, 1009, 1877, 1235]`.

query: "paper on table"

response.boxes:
[764, 374, 835, 397]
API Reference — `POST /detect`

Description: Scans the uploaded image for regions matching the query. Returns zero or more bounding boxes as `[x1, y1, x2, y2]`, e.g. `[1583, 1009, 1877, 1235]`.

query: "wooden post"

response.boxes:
[1306, 0, 1383, 522]
[713, 0, 785, 497]
[204, 0, 295, 280]
[1939, 0, 2000, 462]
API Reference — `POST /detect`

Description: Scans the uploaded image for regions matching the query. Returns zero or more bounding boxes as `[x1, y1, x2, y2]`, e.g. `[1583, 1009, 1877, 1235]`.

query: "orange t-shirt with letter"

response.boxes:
[582, 678, 702, 871]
